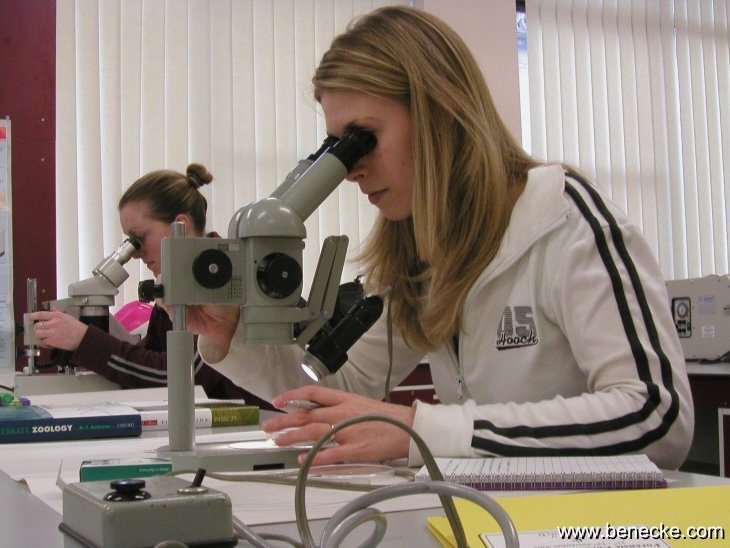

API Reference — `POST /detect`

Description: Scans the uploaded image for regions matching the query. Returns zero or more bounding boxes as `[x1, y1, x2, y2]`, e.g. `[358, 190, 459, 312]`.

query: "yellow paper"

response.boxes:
[428, 485, 730, 547]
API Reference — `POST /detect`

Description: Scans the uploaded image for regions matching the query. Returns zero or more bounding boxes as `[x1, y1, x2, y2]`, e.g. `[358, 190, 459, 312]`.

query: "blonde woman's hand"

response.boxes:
[157, 298, 240, 362]
[262, 385, 416, 466]
[154, 269, 240, 359]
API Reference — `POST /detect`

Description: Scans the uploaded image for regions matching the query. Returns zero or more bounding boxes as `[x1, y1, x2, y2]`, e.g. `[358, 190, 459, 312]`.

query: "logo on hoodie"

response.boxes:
[497, 306, 538, 350]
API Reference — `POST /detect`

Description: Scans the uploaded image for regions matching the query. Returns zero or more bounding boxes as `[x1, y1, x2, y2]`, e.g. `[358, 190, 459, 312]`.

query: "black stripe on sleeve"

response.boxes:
[471, 175, 679, 455]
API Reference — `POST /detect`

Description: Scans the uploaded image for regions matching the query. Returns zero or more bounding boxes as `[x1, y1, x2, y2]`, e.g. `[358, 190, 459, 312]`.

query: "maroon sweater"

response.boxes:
[70, 304, 273, 409]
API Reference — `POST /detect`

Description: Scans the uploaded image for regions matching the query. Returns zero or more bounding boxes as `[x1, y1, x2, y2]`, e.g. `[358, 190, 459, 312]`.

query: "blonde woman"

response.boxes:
[193, 6, 693, 468]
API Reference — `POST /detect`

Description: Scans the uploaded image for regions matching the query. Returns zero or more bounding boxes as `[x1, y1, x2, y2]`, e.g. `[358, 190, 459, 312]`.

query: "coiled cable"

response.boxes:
[291, 414, 518, 548]
[200, 413, 519, 547]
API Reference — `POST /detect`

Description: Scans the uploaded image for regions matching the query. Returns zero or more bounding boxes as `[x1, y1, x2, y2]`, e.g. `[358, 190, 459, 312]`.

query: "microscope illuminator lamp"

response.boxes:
[301, 293, 385, 381]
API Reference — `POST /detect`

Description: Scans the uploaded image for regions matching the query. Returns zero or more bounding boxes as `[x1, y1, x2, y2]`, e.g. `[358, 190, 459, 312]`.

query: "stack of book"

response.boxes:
[128, 400, 260, 431]
[0, 399, 260, 443]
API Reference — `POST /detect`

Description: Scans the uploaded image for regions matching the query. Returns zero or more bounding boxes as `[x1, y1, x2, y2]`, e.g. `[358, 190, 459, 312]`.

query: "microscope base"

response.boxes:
[15, 372, 121, 396]
[157, 439, 303, 472]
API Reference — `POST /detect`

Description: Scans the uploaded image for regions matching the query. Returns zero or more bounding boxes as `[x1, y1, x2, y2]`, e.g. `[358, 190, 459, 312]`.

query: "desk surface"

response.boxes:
[0, 387, 448, 547]
[2, 387, 730, 547]
[686, 361, 730, 376]
[1, 465, 726, 548]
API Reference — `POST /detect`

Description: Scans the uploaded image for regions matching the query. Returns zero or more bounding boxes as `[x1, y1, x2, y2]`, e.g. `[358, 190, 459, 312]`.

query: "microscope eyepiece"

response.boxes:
[90, 237, 141, 290]
[308, 135, 339, 162]
[127, 236, 141, 249]
[115, 237, 141, 262]
[328, 128, 377, 172]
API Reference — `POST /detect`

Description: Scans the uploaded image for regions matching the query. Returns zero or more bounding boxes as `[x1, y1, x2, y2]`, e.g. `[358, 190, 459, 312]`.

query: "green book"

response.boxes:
[79, 457, 173, 482]
[126, 400, 260, 431]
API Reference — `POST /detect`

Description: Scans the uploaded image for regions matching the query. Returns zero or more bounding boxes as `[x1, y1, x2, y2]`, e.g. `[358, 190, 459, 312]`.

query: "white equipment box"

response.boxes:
[666, 274, 730, 361]
[60, 475, 236, 547]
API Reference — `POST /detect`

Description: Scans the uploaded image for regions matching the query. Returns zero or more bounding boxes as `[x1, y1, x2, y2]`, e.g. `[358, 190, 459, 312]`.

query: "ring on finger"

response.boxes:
[40, 321, 45, 330]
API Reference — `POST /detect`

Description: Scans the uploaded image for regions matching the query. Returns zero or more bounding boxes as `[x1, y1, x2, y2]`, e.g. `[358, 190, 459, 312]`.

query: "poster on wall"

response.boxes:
[0, 119, 15, 389]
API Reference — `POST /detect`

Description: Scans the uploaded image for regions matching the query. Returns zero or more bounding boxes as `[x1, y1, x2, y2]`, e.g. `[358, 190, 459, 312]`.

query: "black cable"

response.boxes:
[696, 349, 730, 364]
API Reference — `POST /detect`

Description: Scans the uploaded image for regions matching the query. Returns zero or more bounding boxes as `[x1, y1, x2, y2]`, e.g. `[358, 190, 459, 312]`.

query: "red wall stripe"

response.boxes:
[0, 0, 57, 369]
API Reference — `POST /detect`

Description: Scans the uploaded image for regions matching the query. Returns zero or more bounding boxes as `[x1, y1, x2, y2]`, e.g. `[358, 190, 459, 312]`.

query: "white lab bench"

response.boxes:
[2, 385, 729, 546]
[0, 387, 447, 546]
[684, 362, 730, 476]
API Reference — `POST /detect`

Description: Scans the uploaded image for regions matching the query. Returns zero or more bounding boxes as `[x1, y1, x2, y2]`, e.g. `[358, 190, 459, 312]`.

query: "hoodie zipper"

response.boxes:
[453, 334, 464, 401]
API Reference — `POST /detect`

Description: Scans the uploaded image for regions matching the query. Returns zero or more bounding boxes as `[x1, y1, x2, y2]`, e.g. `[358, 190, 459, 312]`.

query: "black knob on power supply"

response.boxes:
[104, 478, 151, 501]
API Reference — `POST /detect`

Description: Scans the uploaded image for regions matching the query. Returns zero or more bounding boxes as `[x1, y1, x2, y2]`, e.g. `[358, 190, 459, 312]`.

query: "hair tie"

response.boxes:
[188, 174, 202, 189]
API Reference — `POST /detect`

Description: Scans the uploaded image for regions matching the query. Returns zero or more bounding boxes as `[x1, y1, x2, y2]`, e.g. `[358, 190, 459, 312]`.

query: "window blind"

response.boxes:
[525, 0, 729, 279]
[56, 0, 407, 307]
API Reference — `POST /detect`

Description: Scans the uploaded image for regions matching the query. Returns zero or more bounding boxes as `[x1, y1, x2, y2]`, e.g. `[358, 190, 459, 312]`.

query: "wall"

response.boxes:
[417, 0, 521, 141]
[0, 0, 56, 369]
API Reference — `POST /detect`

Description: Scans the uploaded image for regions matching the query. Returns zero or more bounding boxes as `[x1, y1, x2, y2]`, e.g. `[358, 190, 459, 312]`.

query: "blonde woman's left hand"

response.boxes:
[262, 386, 416, 466]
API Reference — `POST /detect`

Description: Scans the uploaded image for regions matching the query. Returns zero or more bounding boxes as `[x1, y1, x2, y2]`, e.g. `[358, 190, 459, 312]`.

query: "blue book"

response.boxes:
[0, 402, 142, 443]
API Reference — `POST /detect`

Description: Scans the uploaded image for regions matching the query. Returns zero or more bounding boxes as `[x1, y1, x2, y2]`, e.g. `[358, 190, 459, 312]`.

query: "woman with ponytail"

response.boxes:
[30, 164, 271, 405]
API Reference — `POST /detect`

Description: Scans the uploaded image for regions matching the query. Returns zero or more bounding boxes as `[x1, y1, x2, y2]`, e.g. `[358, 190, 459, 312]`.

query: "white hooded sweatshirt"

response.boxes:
[201, 164, 693, 469]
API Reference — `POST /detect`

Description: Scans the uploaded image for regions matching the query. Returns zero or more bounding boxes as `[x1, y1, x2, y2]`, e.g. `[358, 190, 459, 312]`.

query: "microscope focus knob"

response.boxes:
[138, 280, 163, 302]
[256, 253, 302, 299]
[193, 249, 233, 289]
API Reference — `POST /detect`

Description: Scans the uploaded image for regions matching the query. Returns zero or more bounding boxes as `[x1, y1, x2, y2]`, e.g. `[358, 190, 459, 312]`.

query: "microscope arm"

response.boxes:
[158, 128, 376, 348]
[48, 236, 140, 310]
[159, 129, 375, 454]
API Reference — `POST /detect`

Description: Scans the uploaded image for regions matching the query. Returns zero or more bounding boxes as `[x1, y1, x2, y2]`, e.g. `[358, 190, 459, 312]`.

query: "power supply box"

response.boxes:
[60, 475, 236, 547]
[666, 274, 730, 361]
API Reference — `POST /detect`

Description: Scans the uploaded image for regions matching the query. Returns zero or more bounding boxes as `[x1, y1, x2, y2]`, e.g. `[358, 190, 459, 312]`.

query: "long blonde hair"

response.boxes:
[314, 6, 538, 351]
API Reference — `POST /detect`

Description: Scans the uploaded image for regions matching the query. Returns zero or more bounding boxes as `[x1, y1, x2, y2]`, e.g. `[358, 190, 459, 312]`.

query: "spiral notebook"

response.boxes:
[415, 454, 666, 490]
